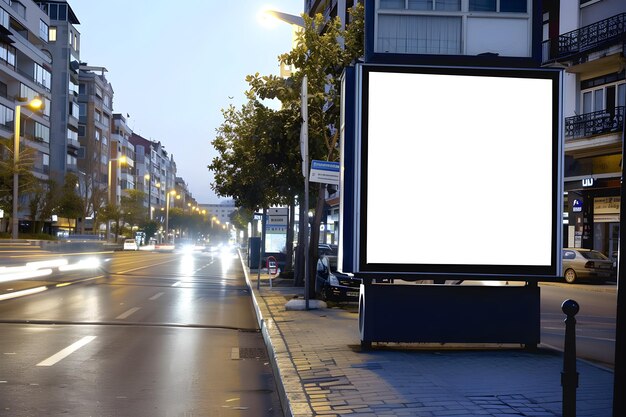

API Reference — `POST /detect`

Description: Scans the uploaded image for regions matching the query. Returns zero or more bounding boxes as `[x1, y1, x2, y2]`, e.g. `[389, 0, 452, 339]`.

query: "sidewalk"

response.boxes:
[243, 268, 615, 417]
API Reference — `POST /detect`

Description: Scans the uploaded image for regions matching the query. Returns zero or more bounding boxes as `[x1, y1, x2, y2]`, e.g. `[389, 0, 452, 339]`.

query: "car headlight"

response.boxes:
[328, 274, 339, 286]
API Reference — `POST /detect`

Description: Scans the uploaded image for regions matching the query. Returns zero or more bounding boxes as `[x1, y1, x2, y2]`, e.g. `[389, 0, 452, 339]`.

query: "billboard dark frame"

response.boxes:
[354, 64, 562, 280]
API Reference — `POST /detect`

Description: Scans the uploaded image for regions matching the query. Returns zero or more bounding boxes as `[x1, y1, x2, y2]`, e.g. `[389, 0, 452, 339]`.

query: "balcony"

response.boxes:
[565, 106, 624, 140]
[67, 138, 80, 149]
[545, 13, 626, 63]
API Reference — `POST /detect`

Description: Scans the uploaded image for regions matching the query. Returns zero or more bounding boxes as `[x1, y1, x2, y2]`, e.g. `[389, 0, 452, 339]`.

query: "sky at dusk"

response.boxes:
[67, 1, 304, 203]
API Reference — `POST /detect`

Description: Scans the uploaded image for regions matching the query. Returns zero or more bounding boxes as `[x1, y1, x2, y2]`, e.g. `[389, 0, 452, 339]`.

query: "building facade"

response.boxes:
[77, 65, 114, 210]
[0, 0, 53, 232]
[543, 0, 625, 259]
[36, 0, 80, 183]
[111, 113, 135, 201]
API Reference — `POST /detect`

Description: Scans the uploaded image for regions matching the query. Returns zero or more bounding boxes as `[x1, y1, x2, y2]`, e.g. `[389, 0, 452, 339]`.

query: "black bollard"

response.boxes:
[561, 299, 580, 417]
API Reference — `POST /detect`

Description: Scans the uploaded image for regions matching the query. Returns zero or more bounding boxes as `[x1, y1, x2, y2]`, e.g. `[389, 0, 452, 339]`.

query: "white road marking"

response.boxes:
[36, 336, 96, 367]
[149, 292, 164, 300]
[172, 281, 181, 287]
[116, 307, 141, 320]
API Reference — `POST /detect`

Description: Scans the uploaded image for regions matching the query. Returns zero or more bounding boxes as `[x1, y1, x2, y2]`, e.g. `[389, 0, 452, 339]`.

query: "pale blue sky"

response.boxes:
[68, 1, 303, 203]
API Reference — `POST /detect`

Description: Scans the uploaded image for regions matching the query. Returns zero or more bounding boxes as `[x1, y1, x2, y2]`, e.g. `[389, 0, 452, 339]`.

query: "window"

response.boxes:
[42, 153, 49, 172]
[0, 7, 8, 29]
[0, 103, 13, 128]
[377, 14, 462, 54]
[0, 42, 16, 68]
[67, 128, 78, 142]
[78, 103, 86, 117]
[94, 110, 101, 122]
[49, 27, 57, 42]
[39, 20, 49, 41]
[78, 125, 85, 136]
[34, 122, 49, 143]
[408, 0, 461, 11]
[95, 130, 100, 141]
[469, 0, 526, 12]
[19, 84, 50, 117]
[34, 63, 51, 90]
[79, 83, 86, 94]
[95, 86, 102, 98]
[581, 81, 626, 114]
[69, 80, 78, 95]
[70, 102, 79, 118]
[67, 154, 77, 167]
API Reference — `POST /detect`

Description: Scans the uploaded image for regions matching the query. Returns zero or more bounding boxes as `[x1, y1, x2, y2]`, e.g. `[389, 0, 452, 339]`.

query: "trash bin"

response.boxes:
[248, 237, 261, 268]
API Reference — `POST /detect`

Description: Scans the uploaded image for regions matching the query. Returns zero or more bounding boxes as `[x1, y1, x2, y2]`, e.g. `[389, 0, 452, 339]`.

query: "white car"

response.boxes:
[123, 239, 139, 251]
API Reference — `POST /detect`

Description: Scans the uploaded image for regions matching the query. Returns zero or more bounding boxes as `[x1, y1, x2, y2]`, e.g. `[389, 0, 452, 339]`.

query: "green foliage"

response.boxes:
[209, 5, 364, 213]
[120, 189, 147, 228]
[0, 136, 39, 216]
[57, 173, 83, 220]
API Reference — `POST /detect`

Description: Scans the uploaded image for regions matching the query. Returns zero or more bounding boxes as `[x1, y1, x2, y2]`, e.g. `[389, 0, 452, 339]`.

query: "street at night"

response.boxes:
[0, 249, 282, 416]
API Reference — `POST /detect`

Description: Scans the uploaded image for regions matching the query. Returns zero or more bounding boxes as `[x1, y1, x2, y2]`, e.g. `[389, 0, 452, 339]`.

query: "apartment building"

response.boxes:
[129, 133, 177, 221]
[200, 200, 237, 226]
[0, 0, 52, 233]
[543, 0, 625, 258]
[174, 177, 197, 211]
[35, 0, 80, 183]
[111, 113, 135, 200]
[77, 65, 114, 208]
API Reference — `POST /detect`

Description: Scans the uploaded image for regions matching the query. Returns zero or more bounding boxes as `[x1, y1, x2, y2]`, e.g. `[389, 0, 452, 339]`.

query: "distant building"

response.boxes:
[199, 200, 237, 225]
[77, 65, 116, 209]
[111, 114, 135, 197]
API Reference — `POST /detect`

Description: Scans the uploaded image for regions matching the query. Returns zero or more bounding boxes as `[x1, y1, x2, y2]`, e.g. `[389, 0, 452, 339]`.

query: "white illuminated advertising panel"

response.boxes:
[356, 66, 561, 278]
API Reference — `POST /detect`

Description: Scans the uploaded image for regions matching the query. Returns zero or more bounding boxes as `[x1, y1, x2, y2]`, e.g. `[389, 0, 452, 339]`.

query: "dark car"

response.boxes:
[562, 248, 615, 284]
[315, 255, 361, 302]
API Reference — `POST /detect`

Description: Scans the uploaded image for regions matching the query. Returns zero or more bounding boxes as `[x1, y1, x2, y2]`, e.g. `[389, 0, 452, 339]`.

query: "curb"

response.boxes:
[239, 252, 302, 417]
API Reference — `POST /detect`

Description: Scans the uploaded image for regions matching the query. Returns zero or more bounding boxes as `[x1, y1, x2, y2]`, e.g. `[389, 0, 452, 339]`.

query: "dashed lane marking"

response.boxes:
[116, 307, 141, 320]
[36, 336, 96, 367]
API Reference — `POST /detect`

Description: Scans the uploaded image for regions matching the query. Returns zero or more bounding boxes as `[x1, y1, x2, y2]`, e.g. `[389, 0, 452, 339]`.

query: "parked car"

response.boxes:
[315, 255, 361, 302]
[562, 248, 615, 284]
[123, 239, 138, 251]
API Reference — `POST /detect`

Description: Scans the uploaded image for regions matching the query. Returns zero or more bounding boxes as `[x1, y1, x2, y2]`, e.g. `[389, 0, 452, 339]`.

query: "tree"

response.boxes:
[57, 173, 83, 234]
[100, 203, 123, 242]
[28, 179, 59, 234]
[120, 189, 147, 231]
[246, 5, 364, 291]
[209, 5, 364, 292]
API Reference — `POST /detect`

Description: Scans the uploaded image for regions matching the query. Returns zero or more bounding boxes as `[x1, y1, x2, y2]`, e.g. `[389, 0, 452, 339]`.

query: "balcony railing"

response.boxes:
[558, 13, 626, 58]
[565, 106, 624, 140]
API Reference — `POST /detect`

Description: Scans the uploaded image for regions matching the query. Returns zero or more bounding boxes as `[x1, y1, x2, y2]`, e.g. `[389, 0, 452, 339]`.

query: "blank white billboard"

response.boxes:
[360, 67, 561, 276]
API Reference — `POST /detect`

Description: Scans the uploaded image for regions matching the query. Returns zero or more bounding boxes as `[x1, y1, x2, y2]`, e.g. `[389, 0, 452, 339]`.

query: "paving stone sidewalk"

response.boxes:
[244, 272, 615, 417]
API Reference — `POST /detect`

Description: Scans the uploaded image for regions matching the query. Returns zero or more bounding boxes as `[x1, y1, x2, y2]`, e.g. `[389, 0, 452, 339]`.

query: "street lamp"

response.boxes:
[144, 173, 151, 220]
[12, 96, 44, 239]
[165, 190, 177, 242]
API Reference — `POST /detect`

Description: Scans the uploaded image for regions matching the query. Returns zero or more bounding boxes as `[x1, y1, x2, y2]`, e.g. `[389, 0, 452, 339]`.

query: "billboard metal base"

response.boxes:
[358, 282, 540, 350]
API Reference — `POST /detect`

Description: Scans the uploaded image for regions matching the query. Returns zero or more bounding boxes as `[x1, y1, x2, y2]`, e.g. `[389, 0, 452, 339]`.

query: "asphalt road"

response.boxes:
[540, 281, 617, 368]
[0, 249, 283, 417]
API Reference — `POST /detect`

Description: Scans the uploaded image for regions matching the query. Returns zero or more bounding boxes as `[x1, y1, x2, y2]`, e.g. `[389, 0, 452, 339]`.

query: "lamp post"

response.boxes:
[12, 97, 44, 239]
[107, 155, 127, 204]
[165, 190, 177, 243]
[106, 155, 126, 242]
[144, 173, 151, 220]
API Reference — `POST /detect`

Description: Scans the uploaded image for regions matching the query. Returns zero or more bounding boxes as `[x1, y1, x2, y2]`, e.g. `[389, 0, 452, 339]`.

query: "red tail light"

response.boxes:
[584, 261, 595, 268]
